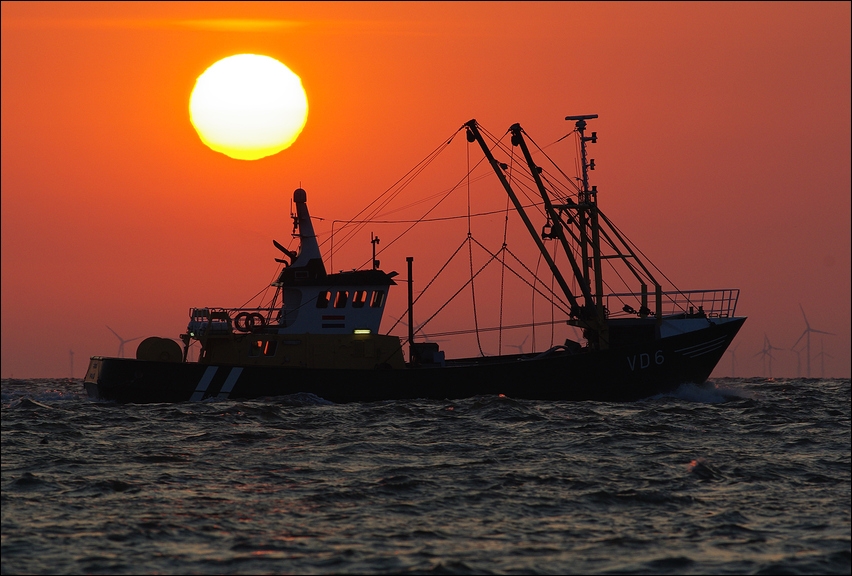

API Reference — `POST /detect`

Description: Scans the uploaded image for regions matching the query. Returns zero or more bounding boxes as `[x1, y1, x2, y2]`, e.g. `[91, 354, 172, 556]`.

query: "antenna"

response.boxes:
[565, 114, 598, 202]
[565, 114, 599, 121]
[371, 233, 380, 270]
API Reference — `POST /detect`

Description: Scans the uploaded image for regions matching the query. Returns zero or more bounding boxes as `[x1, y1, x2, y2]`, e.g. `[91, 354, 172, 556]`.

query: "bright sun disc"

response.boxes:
[189, 54, 308, 160]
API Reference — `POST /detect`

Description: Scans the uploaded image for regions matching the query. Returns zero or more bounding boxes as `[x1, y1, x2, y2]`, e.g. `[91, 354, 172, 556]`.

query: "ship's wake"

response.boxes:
[658, 380, 754, 404]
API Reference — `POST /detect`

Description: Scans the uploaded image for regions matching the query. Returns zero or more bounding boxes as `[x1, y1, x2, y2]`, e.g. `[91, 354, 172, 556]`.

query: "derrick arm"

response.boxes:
[508, 124, 596, 315]
[464, 119, 583, 317]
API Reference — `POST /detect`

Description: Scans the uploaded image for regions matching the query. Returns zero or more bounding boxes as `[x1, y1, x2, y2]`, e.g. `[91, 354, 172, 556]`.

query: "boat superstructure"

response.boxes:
[179, 187, 406, 371]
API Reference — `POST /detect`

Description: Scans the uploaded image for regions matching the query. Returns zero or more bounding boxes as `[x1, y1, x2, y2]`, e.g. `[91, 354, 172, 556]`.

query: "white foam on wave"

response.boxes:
[2, 390, 82, 405]
[659, 381, 754, 404]
[200, 391, 334, 406]
[6, 397, 55, 410]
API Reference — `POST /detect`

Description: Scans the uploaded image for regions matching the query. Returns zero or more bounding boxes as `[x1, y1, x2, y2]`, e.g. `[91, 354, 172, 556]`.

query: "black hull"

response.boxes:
[84, 319, 744, 404]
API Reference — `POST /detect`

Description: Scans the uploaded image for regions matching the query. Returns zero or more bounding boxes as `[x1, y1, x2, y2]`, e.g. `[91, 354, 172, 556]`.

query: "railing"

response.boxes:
[187, 307, 278, 335]
[606, 289, 739, 319]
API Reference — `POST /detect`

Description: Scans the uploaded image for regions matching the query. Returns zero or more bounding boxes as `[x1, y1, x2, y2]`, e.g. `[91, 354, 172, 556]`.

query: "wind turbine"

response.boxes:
[813, 339, 833, 379]
[790, 345, 802, 378]
[69, 349, 74, 379]
[106, 325, 143, 358]
[725, 344, 739, 377]
[753, 334, 783, 377]
[792, 304, 834, 378]
[508, 334, 530, 355]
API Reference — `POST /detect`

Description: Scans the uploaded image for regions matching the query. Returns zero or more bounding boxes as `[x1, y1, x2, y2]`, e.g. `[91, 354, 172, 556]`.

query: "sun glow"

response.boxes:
[189, 54, 308, 160]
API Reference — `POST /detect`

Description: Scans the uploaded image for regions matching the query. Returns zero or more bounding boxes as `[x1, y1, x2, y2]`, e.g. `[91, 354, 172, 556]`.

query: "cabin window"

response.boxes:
[352, 290, 367, 308]
[263, 341, 278, 356]
[316, 291, 331, 308]
[250, 339, 278, 357]
[370, 290, 385, 308]
[334, 291, 349, 308]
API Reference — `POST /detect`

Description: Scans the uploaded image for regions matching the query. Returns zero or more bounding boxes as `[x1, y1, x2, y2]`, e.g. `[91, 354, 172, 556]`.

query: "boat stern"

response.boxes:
[83, 356, 105, 399]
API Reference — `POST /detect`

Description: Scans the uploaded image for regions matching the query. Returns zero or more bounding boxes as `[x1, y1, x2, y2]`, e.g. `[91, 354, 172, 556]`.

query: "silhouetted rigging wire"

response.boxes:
[268, 120, 686, 353]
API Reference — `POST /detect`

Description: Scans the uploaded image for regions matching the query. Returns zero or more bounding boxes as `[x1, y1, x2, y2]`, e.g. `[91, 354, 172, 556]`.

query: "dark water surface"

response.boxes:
[2, 377, 850, 575]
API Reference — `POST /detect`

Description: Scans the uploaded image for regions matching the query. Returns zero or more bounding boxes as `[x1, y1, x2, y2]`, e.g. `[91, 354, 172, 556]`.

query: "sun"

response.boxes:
[189, 54, 308, 161]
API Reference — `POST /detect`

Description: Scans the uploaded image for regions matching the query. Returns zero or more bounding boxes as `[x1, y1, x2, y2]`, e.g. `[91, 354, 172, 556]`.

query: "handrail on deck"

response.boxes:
[187, 306, 279, 335]
[189, 306, 275, 320]
[606, 289, 739, 319]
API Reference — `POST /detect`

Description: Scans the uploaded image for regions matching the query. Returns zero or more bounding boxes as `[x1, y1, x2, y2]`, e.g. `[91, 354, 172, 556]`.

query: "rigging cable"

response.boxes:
[550, 239, 557, 348]
[386, 233, 573, 348]
[425, 318, 570, 339]
[238, 261, 286, 310]
[485, 240, 572, 314]
[383, 237, 469, 336]
[524, 131, 583, 196]
[531, 250, 542, 353]
[357, 153, 492, 270]
[466, 137, 486, 357]
[405, 230, 574, 351]
[600, 212, 687, 312]
[414, 248, 502, 342]
[498, 150, 515, 354]
[324, 127, 462, 261]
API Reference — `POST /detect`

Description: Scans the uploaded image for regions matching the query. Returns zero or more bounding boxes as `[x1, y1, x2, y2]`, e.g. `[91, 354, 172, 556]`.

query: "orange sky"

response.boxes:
[2, 1, 850, 379]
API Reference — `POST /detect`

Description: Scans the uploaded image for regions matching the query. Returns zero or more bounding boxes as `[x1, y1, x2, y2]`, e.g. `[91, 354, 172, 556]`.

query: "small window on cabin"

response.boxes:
[316, 291, 331, 308]
[334, 291, 349, 308]
[352, 290, 367, 308]
[370, 290, 385, 308]
[263, 341, 278, 357]
[250, 339, 278, 357]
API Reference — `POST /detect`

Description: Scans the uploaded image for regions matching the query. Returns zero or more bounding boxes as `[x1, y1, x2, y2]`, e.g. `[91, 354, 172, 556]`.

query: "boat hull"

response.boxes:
[84, 318, 744, 404]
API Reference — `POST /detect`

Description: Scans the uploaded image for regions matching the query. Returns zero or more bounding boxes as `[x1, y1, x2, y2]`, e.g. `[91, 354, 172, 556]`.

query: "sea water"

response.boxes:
[2, 377, 849, 575]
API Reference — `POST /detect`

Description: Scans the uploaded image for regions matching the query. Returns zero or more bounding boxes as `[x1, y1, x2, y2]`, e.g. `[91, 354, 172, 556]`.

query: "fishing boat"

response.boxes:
[84, 115, 745, 403]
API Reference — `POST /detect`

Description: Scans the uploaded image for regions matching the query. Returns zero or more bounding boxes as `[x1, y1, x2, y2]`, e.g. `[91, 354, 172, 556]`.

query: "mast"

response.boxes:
[565, 115, 609, 348]
[289, 188, 323, 269]
[406, 256, 416, 363]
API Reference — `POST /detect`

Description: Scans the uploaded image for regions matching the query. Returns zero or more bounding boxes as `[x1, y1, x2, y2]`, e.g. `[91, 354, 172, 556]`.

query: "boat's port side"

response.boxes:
[606, 318, 658, 347]
[197, 332, 406, 369]
[658, 315, 743, 338]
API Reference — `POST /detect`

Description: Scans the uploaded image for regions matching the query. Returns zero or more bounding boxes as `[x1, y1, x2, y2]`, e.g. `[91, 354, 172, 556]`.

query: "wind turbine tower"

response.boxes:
[726, 344, 739, 377]
[792, 304, 834, 378]
[814, 339, 834, 379]
[790, 346, 802, 378]
[754, 334, 784, 377]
